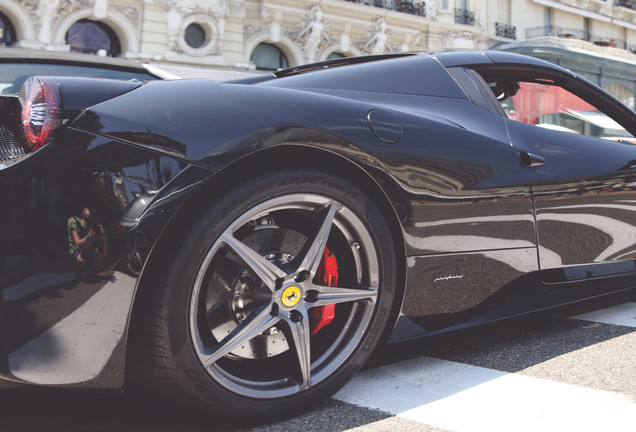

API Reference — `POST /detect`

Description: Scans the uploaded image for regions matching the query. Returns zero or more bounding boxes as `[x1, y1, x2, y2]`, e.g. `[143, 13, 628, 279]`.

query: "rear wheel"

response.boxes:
[131, 169, 396, 416]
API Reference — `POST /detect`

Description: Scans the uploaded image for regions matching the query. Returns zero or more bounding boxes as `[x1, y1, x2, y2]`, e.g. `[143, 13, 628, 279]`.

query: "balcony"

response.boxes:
[615, 0, 636, 10]
[526, 26, 627, 50]
[454, 8, 475, 26]
[591, 39, 619, 48]
[495, 23, 516, 40]
[526, 25, 585, 40]
[343, 0, 426, 16]
[396, 0, 426, 15]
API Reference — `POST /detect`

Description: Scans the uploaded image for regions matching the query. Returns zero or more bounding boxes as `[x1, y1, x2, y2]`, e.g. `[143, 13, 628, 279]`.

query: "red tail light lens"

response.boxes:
[19, 76, 62, 151]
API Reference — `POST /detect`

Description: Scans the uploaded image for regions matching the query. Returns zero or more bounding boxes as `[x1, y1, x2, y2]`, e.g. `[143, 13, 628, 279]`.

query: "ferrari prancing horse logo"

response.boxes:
[281, 285, 302, 307]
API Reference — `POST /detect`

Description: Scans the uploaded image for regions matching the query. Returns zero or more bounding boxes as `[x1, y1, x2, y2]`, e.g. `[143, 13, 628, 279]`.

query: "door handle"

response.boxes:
[519, 151, 545, 168]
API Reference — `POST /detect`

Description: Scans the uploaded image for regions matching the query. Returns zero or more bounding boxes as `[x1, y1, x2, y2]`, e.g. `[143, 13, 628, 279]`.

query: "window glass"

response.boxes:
[326, 52, 346, 61]
[66, 19, 121, 57]
[0, 11, 16, 46]
[250, 43, 289, 71]
[496, 80, 635, 142]
[185, 23, 206, 49]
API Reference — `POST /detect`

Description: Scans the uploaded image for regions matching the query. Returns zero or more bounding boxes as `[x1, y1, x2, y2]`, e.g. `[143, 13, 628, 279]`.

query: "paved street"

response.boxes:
[1, 290, 634, 432]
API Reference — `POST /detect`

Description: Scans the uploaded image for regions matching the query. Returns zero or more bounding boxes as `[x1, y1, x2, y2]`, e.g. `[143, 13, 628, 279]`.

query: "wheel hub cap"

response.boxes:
[281, 285, 302, 307]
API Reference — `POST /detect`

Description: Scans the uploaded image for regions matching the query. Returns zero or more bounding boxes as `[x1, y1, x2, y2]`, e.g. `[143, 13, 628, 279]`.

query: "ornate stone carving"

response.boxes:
[114, 6, 140, 28]
[228, 2, 246, 19]
[164, 0, 227, 56]
[395, 32, 423, 52]
[17, 0, 40, 36]
[442, 30, 475, 49]
[295, 6, 330, 63]
[243, 25, 264, 42]
[426, 1, 437, 19]
[59, 0, 92, 15]
[164, 0, 226, 17]
[363, 18, 390, 55]
[18, 0, 38, 9]
[36, 0, 61, 43]
[477, 7, 486, 30]
[260, 5, 273, 22]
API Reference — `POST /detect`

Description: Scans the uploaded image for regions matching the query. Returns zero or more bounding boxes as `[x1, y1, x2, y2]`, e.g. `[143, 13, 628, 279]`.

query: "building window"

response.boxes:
[185, 23, 206, 49]
[0, 12, 16, 46]
[326, 52, 346, 60]
[65, 19, 121, 57]
[250, 43, 289, 71]
[176, 17, 221, 56]
[455, 8, 475, 26]
[455, 1, 475, 26]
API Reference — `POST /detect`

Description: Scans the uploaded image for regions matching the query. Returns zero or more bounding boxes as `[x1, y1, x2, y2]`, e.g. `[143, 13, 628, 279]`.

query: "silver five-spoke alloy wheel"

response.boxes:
[131, 169, 396, 417]
[190, 193, 379, 398]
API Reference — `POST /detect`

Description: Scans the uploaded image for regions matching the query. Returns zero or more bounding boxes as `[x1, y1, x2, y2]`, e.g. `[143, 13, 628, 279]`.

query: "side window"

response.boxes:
[492, 79, 636, 143]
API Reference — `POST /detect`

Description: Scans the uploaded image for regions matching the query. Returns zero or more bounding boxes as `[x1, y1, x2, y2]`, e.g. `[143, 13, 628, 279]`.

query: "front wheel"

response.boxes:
[131, 169, 396, 417]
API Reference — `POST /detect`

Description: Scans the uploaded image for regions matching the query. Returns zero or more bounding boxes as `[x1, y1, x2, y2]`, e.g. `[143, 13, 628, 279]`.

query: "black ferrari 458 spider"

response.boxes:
[1, 50, 635, 417]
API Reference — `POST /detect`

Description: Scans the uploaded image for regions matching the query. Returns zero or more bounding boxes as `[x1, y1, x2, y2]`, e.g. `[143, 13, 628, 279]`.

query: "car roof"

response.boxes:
[268, 50, 573, 83]
[431, 50, 574, 74]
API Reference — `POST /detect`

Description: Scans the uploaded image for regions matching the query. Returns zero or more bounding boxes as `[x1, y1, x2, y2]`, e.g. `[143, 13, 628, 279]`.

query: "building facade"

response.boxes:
[0, 0, 635, 104]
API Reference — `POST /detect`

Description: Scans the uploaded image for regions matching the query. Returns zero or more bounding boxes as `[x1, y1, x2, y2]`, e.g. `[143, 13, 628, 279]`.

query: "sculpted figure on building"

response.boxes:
[298, 6, 329, 63]
[36, 0, 60, 43]
[365, 18, 389, 55]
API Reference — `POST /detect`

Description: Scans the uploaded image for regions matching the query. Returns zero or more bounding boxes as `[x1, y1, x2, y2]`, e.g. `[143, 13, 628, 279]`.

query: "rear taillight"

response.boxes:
[19, 76, 62, 151]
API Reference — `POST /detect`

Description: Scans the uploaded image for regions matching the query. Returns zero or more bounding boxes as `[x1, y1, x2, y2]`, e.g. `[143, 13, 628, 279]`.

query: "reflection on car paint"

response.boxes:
[535, 187, 636, 281]
[0, 130, 211, 386]
[8, 271, 134, 385]
[400, 247, 538, 335]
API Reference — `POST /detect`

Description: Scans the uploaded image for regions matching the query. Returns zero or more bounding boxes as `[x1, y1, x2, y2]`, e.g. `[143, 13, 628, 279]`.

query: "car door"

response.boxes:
[475, 66, 636, 283]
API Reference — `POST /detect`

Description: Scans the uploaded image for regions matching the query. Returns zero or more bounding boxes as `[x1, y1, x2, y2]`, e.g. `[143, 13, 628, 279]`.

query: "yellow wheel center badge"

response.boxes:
[281, 285, 302, 307]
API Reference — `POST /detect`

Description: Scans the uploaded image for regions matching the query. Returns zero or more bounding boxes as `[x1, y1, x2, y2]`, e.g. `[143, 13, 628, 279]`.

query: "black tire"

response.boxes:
[130, 169, 396, 417]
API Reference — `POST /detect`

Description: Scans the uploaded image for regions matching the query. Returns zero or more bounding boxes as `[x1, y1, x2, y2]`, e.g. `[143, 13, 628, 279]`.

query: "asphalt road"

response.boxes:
[1, 290, 634, 432]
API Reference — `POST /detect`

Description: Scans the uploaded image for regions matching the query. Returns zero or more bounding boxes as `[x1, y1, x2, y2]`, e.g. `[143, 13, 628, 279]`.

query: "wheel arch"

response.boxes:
[128, 144, 407, 368]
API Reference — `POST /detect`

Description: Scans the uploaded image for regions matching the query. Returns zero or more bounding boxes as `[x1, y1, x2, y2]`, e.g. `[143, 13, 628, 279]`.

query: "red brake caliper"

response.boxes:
[311, 246, 338, 335]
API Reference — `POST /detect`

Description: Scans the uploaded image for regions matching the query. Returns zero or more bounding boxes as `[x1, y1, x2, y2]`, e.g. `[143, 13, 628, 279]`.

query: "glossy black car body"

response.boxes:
[1, 50, 635, 416]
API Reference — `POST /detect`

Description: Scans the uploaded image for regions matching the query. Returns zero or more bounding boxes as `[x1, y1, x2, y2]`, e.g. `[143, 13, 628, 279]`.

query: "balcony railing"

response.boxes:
[526, 26, 627, 50]
[615, 0, 636, 10]
[495, 23, 516, 40]
[454, 8, 475, 26]
[526, 25, 585, 39]
[590, 37, 624, 48]
[396, 0, 426, 15]
[343, 0, 426, 16]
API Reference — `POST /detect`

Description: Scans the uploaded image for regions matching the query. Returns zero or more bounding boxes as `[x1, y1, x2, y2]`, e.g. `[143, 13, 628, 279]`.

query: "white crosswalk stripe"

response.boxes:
[571, 302, 636, 327]
[334, 302, 636, 432]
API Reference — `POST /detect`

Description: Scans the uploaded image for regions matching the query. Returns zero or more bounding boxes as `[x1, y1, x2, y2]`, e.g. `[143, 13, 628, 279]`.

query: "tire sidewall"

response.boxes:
[159, 169, 395, 415]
